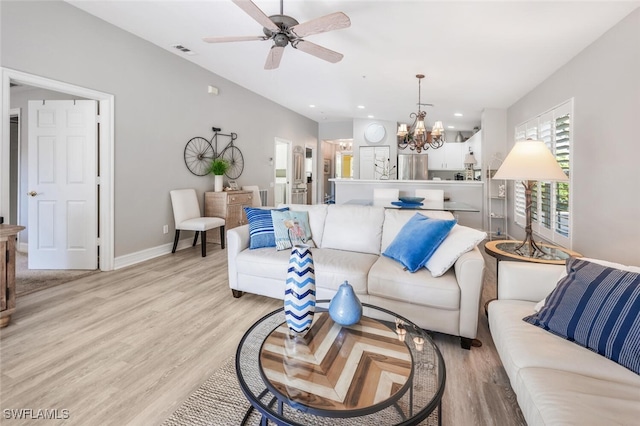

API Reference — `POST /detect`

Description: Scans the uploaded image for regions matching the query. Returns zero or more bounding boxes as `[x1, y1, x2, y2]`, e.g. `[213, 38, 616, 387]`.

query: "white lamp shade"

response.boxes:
[397, 123, 408, 136]
[432, 121, 444, 136]
[493, 140, 568, 182]
[464, 153, 477, 165]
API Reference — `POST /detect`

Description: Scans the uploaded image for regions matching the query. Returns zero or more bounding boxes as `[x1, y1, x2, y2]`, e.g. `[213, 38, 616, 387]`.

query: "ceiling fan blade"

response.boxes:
[289, 12, 351, 38]
[265, 46, 285, 70]
[203, 35, 267, 43]
[292, 40, 343, 63]
[232, 0, 279, 32]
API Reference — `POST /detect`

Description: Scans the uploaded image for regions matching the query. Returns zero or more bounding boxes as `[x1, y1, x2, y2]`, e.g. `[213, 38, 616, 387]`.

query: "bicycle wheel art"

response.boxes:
[220, 145, 244, 179]
[184, 137, 215, 176]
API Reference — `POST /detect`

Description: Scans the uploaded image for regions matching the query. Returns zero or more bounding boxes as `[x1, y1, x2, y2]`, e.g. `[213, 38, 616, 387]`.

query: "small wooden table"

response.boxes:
[484, 240, 581, 314]
[1, 224, 25, 328]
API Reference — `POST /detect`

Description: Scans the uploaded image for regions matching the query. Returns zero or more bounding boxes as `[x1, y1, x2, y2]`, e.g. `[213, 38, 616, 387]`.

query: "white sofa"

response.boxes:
[488, 261, 640, 425]
[227, 204, 486, 349]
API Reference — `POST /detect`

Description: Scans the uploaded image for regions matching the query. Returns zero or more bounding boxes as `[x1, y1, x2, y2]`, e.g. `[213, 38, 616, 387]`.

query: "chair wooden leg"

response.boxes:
[172, 230, 180, 253]
[201, 231, 207, 257]
[192, 231, 199, 247]
[220, 226, 225, 250]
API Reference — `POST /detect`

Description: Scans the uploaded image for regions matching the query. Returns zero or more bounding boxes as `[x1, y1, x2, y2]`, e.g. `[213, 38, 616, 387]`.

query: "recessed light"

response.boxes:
[448, 125, 455, 129]
[367, 115, 374, 118]
[454, 113, 463, 117]
[357, 105, 365, 109]
[309, 105, 316, 108]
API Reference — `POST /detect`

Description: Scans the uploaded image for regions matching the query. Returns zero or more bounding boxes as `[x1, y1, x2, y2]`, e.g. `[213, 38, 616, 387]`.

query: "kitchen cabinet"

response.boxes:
[204, 190, 253, 244]
[1, 225, 25, 328]
[466, 130, 482, 169]
[428, 142, 465, 170]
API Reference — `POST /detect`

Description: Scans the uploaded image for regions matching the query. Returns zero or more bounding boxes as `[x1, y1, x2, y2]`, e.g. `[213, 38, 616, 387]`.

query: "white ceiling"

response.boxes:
[67, 0, 638, 130]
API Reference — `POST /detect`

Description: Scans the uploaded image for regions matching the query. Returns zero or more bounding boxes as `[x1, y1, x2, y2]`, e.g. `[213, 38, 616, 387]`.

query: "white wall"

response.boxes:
[1, 1, 318, 258]
[506, 8, 640, 265]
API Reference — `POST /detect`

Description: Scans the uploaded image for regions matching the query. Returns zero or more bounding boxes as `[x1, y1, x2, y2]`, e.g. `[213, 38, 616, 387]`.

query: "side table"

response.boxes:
[1, 225, 25, 328]
[484, 240, 581, 314]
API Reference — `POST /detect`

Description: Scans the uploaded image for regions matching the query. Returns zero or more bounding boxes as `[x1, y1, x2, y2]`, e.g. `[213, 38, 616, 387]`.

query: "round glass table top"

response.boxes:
[236, 301, 445, 425]
[485, 240, 581, 264]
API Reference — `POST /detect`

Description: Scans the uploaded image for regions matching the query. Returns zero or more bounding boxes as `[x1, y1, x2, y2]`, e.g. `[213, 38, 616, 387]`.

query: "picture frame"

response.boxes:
[228, 180, 239, 190]
[323, 159, 331, 175]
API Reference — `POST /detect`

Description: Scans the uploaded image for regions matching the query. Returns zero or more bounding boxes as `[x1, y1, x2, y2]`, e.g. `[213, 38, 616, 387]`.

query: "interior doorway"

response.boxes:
[274, 138, 291, 205]
[1, 68, 115, 271]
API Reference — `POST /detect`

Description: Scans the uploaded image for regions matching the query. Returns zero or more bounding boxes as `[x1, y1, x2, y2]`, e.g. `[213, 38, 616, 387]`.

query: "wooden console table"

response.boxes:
[204, 190, 253, 244]
[1, 225, 25, 328]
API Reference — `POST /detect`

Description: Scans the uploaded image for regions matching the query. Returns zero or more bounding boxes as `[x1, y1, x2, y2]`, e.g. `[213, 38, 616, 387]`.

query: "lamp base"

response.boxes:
[514, 234, 545, 258]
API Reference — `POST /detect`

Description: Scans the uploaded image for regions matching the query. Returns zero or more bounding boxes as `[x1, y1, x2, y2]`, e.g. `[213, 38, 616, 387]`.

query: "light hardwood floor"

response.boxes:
[0, 244, 525, 425]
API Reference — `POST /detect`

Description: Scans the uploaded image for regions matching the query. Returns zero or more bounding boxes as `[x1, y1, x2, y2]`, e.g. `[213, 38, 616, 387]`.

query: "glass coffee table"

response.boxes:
[236, 300, 445, 425]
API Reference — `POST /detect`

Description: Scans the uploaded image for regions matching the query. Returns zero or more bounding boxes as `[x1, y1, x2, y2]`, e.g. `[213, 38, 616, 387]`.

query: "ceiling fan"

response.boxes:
[203, 0, 351, 70]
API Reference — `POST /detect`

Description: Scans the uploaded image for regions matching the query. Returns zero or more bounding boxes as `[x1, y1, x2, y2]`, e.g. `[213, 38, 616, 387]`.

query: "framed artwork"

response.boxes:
[323, 159, 331, 175]
[228, 180, 239, 190]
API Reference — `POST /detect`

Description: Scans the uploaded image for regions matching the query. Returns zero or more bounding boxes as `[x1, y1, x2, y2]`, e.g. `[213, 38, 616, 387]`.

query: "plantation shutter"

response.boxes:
[554, 103, 571, 246]
[513, 125, 527, 227]
[513, 100, 572, 248]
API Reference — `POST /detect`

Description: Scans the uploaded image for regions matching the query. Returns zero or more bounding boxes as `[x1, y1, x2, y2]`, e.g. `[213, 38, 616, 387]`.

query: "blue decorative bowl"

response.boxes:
[398, 196, 425, 204]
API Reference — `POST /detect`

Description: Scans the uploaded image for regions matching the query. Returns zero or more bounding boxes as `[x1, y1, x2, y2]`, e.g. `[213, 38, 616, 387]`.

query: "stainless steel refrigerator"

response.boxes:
[398, 154, 429, 180]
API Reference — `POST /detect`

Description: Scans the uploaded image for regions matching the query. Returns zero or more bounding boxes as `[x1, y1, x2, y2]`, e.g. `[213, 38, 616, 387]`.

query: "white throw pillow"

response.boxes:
[534, 257, 640, 311]
[425, 225, 486, 277]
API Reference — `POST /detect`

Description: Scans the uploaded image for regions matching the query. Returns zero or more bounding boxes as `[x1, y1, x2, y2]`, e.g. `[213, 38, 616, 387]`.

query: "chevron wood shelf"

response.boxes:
[259, 312, 413, 415]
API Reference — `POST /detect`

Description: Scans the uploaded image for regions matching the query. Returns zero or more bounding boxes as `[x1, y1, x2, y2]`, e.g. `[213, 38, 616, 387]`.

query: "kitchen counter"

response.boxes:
[330, 179, 484, 229]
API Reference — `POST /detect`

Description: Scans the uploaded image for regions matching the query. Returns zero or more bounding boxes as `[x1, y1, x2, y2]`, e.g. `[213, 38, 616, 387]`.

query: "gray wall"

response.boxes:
[1, 1, 318, 258]
[506, 8, 640, 265]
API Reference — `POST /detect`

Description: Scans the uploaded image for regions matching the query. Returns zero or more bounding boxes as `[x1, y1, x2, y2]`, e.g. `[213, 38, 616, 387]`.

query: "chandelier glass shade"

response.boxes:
[397, 74, 445, 153]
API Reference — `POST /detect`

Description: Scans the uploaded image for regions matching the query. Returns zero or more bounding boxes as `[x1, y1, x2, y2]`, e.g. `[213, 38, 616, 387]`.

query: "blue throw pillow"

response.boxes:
[524, 257, 640, 375]
[382, 213, 456, 273]
[244, 207, 289, 249]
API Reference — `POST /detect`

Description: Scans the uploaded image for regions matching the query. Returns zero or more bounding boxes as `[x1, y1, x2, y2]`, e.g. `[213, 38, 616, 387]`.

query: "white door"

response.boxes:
[28, 100, 97, 269]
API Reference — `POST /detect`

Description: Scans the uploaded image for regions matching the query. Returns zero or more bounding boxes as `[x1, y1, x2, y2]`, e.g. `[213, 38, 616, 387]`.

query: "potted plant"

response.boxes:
[209, 158, 230, 192]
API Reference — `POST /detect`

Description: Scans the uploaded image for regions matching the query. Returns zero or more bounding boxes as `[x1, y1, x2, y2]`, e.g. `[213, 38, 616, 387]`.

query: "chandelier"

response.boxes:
[397, 74, 445, 153]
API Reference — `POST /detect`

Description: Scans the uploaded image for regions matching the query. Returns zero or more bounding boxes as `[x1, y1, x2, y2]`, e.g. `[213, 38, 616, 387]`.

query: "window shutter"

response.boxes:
[513, 125, 527, 227]
[554, 110, 571, 242]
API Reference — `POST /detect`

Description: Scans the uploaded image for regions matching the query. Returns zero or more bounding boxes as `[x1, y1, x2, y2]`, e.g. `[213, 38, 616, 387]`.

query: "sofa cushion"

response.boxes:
[279, 204, 328, 247]
[244, 207, 289, 249]
[236, 247, 377, 295]
[426, 224, 487, 277]
[321, 205, 385, 255]
[381, 209, 455, 252]
[368, 256, 460, 310]
[271, 210, 315, 250]
[382, 214, 456, 273]
[488, 300, 640, 387]
[524, 257, 640, 374]
[515, 367, 640, 426]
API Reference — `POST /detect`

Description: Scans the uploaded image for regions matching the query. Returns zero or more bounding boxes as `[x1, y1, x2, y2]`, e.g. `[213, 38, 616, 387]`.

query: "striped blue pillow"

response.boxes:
[524, 257, 640, 374]
[244, 207, 289, 249]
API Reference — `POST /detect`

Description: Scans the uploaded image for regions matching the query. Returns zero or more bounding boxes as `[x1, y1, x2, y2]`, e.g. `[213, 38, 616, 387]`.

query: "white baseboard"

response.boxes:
[114, 239, 200, 270]
[18, 242, 28, 253]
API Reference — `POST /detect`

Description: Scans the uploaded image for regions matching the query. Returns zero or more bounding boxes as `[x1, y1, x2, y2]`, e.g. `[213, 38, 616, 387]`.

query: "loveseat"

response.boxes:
[227, 203, 486, 349]
[488, 260, 640, 425]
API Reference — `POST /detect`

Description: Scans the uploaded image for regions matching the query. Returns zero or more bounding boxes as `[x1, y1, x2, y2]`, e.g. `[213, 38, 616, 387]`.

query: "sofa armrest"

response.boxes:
[498, 261, 564, 302]
[454, 246, 485, 339]
[227, 225, 250, 290]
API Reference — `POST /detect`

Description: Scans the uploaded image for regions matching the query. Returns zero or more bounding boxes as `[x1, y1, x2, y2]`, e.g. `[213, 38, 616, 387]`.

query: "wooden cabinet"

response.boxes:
[204, 191, 253, 244]
[1, 225, 25, 328]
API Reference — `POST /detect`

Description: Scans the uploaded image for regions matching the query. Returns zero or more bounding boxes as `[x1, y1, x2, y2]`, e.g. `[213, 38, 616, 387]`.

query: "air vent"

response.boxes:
[171, 44, 197, 56]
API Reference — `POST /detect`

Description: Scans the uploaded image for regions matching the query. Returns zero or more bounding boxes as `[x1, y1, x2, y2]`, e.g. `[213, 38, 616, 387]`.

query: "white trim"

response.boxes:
[114, 238, 204, 270]
[1, 67, 115, 271]
[9, 108, 20, 230]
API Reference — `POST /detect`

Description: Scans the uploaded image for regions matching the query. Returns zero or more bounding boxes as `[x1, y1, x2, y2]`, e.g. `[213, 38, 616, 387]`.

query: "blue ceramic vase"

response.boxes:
[284, 245, 316, 335]
[329, 281, 362, 326]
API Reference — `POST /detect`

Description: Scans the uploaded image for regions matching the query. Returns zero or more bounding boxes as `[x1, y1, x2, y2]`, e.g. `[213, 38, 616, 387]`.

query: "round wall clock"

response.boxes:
[364, 123, 386, 144]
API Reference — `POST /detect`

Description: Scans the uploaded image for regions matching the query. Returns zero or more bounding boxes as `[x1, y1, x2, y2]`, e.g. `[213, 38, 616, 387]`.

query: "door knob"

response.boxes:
[27, 191, 38, 197]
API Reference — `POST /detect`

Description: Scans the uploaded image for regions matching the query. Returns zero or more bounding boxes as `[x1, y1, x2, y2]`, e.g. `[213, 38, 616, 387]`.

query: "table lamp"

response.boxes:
[493, 140, 568, 257]
[464, 151, 477, 180]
